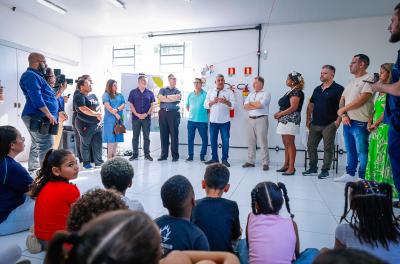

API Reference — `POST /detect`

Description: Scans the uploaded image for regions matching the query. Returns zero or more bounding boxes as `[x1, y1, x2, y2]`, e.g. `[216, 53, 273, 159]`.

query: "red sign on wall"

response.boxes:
[244, 67, 252, 76]
[228, 67, 236, 76]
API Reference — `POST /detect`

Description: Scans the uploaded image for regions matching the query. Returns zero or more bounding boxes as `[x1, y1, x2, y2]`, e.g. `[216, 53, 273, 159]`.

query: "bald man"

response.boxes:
[20, 52, 59, 172]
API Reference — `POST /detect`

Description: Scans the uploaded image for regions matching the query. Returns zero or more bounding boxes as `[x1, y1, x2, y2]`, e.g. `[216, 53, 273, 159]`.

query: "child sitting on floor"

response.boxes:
[191, 163, 241, 252]
[100, 157, 144, 211]
[27, 149, 80, 253]
[246, 181, 318, 264]
[155, 175, 209, 257]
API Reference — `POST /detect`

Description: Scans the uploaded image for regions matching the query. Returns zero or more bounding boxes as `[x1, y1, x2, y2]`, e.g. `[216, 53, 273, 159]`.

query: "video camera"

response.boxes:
[54, 69, 73, 92]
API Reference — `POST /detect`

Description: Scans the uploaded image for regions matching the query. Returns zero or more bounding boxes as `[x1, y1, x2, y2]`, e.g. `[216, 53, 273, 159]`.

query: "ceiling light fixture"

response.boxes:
[36, 0, 67, 14]
[107, 0, 126, 9]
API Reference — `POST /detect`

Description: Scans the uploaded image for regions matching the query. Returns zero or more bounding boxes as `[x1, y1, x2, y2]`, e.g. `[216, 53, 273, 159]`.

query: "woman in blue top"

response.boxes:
[102, 79, 125, 159]
[0, 126, 34, 235]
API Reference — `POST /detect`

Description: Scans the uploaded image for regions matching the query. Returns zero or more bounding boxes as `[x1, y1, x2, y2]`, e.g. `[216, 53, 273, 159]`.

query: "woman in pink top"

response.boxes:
[245, 182, 318, 264]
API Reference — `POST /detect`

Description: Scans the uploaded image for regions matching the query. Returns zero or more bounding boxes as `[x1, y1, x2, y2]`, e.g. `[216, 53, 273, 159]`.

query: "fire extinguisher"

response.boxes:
[242, 84, 249, 97]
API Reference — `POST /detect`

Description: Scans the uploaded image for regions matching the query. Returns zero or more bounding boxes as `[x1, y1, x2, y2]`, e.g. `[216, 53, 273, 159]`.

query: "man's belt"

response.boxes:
[249, 115, 267, 119]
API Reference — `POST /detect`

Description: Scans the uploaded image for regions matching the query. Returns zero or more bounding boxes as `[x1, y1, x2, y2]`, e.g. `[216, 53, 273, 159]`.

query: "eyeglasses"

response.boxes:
[169, 78, 176, 80]
[193, 82, 201, 84]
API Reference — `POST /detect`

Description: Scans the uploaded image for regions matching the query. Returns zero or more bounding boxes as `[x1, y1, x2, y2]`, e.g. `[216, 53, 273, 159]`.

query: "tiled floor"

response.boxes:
[1, 142, 398, 263]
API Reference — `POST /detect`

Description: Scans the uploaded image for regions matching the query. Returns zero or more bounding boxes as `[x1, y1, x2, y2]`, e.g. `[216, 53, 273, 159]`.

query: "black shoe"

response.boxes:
[129, 155, 138, 161]
[276, 167, 289, 172]
[200, 156, 206, 162]
[158, 157, 167, 161]
[144, 155, 153, 161]
[318, 170, 329, 179]
[302, 168, 318, 176]
[263, 165, 270, 171]
[282, 169, 296, 176]
[186, 157, 193, 161]
[205, 160, 218, 165]
[222, 160, 230, 167]
[242, 162, 255, 168]
[172, 158, 179, 162]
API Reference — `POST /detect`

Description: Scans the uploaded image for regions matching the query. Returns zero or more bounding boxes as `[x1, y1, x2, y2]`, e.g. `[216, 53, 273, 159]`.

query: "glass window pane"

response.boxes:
[113, 48, 135, 57]
[160, 46, 184, 55]
[160, 55, 184, 64]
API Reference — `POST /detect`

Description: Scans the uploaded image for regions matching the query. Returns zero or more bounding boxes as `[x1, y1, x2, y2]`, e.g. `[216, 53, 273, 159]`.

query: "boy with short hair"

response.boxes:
[191, 163, 241, 252]
[155, 175, 209, 257]
[100, 157, 144, 211]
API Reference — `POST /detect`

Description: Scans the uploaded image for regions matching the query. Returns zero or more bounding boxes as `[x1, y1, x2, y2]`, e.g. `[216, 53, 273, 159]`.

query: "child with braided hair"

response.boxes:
[333, 180, 400, 263]
[245, 181, 318, 264]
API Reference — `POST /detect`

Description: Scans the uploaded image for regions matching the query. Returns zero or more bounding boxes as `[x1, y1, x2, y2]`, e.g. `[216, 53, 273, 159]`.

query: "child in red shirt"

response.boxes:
[27, 149, 80, 253]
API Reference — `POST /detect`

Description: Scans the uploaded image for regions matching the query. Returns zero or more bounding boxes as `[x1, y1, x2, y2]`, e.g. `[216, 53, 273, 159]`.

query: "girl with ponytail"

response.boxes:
[246, 181, 318, 264]
[27, 149, 80, 253]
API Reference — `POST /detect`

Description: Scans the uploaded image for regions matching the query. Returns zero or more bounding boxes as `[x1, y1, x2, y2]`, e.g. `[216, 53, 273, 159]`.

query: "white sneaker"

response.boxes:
[333, 174, 357, 183]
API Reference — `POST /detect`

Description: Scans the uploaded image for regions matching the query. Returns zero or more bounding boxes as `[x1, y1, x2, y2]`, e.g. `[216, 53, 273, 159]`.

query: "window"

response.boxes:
[112, 45, 135, 67]
[159, 43, 185, 73]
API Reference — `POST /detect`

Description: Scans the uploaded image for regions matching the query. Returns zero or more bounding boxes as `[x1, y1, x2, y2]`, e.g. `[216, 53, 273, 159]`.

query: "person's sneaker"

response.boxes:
[129, 155, 138, 161]
[242, 162, 255, 168]
[144, 155, 153, 161]
[172, 158, 179, 162]
[318, 170, 329, 179]
[263, 165, 270, 171]
[200, 156, 206, 162]
[94, 163, 103, 168]
[205, 160, 218, 164]
[302, 168, 318, 176]
[157, 157, 167, 161]
[186, 157, 193, 161]
[83, 164, 94, 170]
[333, 173, 357, 182]
[222, 160, 230, 167]
[26, 234, 42, 254]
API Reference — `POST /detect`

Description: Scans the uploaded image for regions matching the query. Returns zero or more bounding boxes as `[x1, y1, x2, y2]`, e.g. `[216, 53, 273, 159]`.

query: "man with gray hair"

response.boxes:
[242, 76, 271, 171]
[204, 74, 235, 167]
[100, 157, 144, 211]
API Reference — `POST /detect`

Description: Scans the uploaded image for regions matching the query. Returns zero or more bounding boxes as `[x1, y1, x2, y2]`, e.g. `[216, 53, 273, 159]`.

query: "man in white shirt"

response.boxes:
[334, 54, 374, 182]
[242, 76, 271, 171]
[204, 74, 235, 167]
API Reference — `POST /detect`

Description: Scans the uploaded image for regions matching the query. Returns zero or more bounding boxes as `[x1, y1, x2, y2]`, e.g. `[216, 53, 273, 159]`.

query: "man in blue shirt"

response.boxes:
[372, 3, 400, 208]
[19, 52, 58, 172]
[185, 78, 208, 161]
[157, 74, 182, 161]
[128, 74, 155, 161]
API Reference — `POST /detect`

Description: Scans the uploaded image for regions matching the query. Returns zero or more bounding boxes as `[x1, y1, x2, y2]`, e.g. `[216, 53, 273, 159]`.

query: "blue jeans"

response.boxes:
[343, 120, 369, 178]
[235, 239, 319, 264]
[0, 196, 34, 235]
[22, 115, 54, 171]
[210, 122, 230, 161]
[388, 123, 400, 196]
[187, 121, 208, 159]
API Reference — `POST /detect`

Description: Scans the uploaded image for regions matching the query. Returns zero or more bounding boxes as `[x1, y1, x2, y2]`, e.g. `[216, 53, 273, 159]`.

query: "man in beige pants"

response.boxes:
[242, 76, 271, 171]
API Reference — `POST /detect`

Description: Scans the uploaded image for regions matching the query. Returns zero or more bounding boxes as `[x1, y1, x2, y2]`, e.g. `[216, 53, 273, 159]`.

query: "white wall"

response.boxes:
[81, 15, 399, 163]
[0, 3, 81, 63]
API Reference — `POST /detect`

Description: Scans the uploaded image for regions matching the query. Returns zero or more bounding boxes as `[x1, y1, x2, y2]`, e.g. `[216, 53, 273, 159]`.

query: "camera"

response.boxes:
[54, 69, 73, 92]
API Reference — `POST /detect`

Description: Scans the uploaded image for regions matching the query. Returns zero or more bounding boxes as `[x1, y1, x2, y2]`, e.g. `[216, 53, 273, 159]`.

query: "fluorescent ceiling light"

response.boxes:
[36, 0, 67, 14]
[107, 0, 126, 9]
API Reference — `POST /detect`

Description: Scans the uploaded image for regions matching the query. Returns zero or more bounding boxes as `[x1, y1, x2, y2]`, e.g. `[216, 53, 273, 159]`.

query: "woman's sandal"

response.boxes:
[276, 167, 289, 172]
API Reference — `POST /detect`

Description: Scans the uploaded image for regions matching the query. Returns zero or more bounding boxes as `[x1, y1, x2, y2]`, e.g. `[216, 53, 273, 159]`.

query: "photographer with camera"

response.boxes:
[45, 68, 69, 149]
[73, 78, 104, 170]
[19, 52, 59, 172]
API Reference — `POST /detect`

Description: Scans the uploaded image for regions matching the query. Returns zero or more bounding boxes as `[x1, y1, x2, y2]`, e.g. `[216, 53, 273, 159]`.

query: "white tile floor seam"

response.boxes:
[2, 146, 398, 263]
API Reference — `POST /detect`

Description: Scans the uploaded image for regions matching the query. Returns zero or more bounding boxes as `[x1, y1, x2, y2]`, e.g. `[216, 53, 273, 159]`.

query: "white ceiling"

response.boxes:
[1, 0, 398, 38]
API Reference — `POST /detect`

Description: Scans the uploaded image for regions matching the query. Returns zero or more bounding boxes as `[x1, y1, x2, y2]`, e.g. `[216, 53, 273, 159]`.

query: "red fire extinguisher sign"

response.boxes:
[228, 67, 236, 76]
[244, 67, 252, 76]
